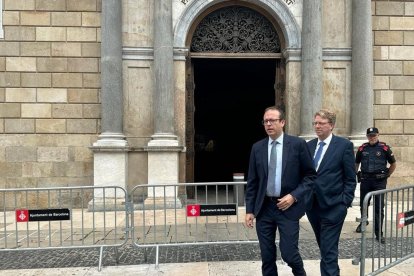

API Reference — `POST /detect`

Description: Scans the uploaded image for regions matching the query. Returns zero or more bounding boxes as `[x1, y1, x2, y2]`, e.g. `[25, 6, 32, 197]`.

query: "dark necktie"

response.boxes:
[313, 141, 326, 169]
[267, 140, 278, 196]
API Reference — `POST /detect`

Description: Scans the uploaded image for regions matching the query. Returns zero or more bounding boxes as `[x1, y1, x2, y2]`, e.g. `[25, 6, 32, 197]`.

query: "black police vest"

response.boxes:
[360, 144, 388, 173]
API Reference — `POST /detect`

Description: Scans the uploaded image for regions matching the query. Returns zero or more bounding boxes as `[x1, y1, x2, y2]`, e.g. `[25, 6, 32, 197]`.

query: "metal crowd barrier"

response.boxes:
[0, 186, 128, 271]
[130, 182, 258, 266]
[356, 185, 414, 275]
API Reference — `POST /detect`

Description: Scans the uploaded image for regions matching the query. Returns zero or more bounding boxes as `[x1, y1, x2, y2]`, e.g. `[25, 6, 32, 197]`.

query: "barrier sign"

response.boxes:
[187, 204, 237, 217]
[16, 209, 71, 222]
[397, 210, 414, 229]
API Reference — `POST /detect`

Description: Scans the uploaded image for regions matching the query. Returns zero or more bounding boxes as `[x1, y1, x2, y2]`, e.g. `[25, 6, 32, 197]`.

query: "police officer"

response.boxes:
[355, 127, 396, 243]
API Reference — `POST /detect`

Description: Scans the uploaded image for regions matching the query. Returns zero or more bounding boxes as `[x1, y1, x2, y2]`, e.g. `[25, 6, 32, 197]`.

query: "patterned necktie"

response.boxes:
[313, 141, 326, 169]
[267, 140, 278, 196]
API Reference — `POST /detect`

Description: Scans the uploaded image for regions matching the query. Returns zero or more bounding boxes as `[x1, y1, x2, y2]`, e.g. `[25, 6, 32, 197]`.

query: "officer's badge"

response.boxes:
[376, 151, 382, 156]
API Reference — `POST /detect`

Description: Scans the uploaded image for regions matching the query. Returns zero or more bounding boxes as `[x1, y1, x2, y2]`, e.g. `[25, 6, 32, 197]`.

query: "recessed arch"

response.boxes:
[174, 0, 301, 50]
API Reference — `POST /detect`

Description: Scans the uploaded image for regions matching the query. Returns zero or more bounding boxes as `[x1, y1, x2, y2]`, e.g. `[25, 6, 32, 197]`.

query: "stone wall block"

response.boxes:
[71, 147, 93, 162]
[0, 42, 20, 56]
[82, 12, 101, 27]
[67, 27, 97, 42]
[52, 162, 92, 177]
[404, 32, 414, 45]
[0, 72, 21, 87]
[390, 46, 414, 60]
[373, 16, 390, 30]
[5, 88, 36, 102]
[406, 91, 414, 104]
[373, 105, 390, 119]
[3, 11, 20, 25]
[6, 57, 37, 72]
[21, 42, 51, 56]
[21, 11, 50, 26]
[6, 146, 37, 162]
[404, 120, 414, 134]
[36, 0, 66, 11]
[81, 43, 100, 57]
[4, 26, 36, 41]
[375, 90, 404, 105]
[0, 103, 20, 117]
[0, 163, 22, 177]
[4, 119, 35, 133]
[37, 147, 69, 162]
[390, 105, 414, 119]
[4, 0, 35, 10]
[373, 46, 389, 60]
[22, 162, 53, 177]
[68, 58, 99, 72]
[21, 73, 51, 87]
[390, 17, 414, 31]
[21, 103, 51, 118]
[0, 120, 4, 133]
[51, 43, 82, 57]
[67, 0, 97, 11]
[373, 76, 390, 90]
[67, 89, 98, 103]
[376, 2, 404, 16]
[36, 27, 66, 41]
[37, 58, 68, 72]
[52, 104, 83, 118]
[51, 12, 82, 26]
[67, 119, 97, 133]
[83, 73, 100, 88]
[374, 60, 402, 75]
[0, 58, 5, 71]
[52, 73, 83, 88]
[375, 31, 403, 45]
[83, 104, 101, 118]
[375, 120, 404, 133]
[404, 61, 414, 75]
[407, 3, 414, 16]
[390, 76, 414, 90]
[37, 88, 67, 102]
[36, 119, 66, 133]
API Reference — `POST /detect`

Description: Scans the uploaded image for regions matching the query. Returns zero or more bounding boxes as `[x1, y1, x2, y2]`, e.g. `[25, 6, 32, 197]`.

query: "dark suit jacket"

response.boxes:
[306, 135, 356, 210]
[245, 133, 316, 221]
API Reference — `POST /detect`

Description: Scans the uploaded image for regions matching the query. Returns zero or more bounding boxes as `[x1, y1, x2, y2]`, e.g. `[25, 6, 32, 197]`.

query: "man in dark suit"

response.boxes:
[245, 106, 316, 276]
[306, 109, 356, 276]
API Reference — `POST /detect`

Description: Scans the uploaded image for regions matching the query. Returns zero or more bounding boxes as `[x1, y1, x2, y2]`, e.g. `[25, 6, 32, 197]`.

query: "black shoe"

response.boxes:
[356, 221, 369, 233]
[376, 236, 385, 244]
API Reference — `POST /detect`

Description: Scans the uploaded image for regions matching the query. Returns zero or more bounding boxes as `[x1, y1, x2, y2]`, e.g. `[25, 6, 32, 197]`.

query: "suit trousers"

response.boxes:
[306, 200, 347, 276]
[256, 198, 306, 276]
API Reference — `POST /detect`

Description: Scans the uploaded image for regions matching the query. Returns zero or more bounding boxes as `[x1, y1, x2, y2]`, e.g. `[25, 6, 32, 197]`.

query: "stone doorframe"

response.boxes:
[174, 0, 302, 134]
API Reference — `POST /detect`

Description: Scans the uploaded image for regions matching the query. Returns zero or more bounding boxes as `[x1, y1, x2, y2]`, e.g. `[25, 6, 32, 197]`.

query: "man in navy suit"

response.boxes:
[306, 109, 356, 276]
[245, 106, 316, 276]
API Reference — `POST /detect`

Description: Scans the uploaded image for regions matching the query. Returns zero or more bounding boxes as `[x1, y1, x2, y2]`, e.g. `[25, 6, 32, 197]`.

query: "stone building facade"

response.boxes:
[0, 0, 413, 205]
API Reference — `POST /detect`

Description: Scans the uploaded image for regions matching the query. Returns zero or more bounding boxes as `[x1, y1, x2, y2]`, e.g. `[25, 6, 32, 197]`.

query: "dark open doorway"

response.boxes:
[192, 58, 277, 182]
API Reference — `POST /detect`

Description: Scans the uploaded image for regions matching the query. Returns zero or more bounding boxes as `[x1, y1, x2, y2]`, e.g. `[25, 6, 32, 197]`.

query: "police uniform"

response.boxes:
[355, 128, 396, 241]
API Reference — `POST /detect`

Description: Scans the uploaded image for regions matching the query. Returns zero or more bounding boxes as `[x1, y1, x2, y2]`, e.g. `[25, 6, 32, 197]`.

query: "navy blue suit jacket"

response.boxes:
[306, 135, 356, 210]
[245, 134, 316, 220]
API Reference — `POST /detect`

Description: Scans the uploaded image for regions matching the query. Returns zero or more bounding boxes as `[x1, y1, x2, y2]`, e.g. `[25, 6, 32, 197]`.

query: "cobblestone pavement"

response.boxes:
[0, 238, 362, 270]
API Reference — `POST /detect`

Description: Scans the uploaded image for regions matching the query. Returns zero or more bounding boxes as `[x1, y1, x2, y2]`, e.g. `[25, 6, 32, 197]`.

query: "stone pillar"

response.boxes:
[350, 0, 373, 141]
[146, 0, 182, 208]
[90, 0, 128, 210]
[350, 0, 374, 208]
[300, 0, 323, 138]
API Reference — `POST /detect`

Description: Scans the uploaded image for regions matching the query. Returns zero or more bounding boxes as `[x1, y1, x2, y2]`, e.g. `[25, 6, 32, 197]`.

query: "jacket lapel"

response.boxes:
[261, 139, 269, 178]
[282, 134, 290, 177]
[318, 135, 336, 171]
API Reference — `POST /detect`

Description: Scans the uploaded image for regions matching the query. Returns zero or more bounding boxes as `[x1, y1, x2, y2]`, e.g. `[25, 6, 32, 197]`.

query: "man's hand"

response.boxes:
[245, 213, 255, 228]
[277, 194, 296, 211]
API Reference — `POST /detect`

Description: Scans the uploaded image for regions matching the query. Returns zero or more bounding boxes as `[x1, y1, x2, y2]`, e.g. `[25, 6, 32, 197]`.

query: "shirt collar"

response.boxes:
[268, 133, 284, 145]
[318, 133, 333, 146]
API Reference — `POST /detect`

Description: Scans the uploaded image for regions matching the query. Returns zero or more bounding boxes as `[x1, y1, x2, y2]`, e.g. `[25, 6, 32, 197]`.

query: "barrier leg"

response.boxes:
[155, 245, 159, 269]
[114, 247, 119, 264]
[98, 246, 104, 272]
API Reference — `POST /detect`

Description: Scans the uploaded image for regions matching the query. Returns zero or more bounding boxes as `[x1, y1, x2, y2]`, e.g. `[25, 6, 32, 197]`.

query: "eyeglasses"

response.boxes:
[262, 119, 282, 125]
[312, 122, 329, 126]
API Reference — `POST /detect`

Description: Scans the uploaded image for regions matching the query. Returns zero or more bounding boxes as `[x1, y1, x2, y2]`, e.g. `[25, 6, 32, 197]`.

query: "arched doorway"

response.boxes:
[185, 5, 285, 183]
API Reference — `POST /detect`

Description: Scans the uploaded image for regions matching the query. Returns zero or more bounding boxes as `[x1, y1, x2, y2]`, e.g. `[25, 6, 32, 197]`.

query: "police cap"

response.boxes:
[366, 127, 379, 136]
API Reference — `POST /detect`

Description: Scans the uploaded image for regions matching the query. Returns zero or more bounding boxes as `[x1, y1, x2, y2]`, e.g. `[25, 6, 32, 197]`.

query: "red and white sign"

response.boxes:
[187, 204, 200, 217]
[16, 209, 29, 222]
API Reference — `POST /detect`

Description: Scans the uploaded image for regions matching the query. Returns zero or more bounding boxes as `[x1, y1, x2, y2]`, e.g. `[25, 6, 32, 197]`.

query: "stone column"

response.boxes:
[90, 0, 128, 210]
[146, 0, 182, 208]
[350, 0, 373, 140]
[300, 0, 323, 138]
[350, 0, 374, 208]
